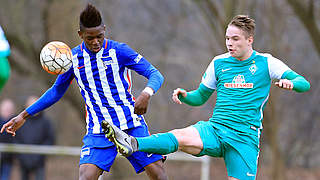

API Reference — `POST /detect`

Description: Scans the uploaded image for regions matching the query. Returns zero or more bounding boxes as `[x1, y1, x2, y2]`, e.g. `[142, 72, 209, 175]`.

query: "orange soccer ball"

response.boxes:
[40, 41, 72, 75]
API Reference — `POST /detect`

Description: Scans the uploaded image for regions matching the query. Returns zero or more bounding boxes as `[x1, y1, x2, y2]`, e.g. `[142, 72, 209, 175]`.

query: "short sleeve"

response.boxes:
[201, 59, 217, 90]
[267, 54, 291, 80]
[0, 26, 10, 57]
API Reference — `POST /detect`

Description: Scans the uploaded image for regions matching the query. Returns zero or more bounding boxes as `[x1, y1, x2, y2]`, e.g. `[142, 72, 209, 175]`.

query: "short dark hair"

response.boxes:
[229, 15, 255, 38]
[79, 3, 103, 31]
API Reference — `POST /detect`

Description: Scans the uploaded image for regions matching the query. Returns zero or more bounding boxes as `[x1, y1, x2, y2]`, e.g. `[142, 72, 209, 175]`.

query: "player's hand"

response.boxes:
[172, 88, 187, 104]
[0, 114, 27, 136]
[134, 91, 151, 115]
[275, 79, 293, 90]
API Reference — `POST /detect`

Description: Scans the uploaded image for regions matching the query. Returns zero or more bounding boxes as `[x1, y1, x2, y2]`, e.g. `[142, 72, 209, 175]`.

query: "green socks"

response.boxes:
[136, 132, 179, 155]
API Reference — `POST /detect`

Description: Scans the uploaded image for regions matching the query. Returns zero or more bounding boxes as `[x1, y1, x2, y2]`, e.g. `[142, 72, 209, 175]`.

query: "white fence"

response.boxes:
[0, 143, 210, 180]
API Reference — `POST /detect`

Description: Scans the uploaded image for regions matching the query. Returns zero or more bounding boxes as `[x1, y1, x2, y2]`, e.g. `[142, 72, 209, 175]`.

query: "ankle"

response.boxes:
[132, 137, 138, 152]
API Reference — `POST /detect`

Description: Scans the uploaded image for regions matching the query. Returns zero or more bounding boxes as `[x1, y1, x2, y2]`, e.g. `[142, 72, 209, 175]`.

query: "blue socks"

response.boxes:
[136, 132, 179, 155]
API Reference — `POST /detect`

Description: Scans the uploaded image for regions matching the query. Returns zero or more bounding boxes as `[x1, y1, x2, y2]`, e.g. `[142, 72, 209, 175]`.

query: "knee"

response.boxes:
[79, 170, 91, 180]
[145, 161, 168, 180]
[152, 171, 168, 180]
[79, 172, 98, 180]
[156, 173, 168, 180]
[170, 129, 188, 145]
[79, 166, 101, 180]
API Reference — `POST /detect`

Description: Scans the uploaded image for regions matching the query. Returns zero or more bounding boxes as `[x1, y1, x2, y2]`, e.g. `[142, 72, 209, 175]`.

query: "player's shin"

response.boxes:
[137, 132, 178, 155]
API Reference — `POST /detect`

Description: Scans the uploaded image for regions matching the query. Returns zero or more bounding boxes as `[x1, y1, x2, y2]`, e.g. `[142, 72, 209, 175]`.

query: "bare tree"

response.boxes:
[0, 0, 86, 122]
[286, 0, 320, 57]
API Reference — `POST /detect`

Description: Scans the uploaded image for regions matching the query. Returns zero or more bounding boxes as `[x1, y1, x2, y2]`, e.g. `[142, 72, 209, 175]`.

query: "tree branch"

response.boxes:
[287, 0, 320, 57]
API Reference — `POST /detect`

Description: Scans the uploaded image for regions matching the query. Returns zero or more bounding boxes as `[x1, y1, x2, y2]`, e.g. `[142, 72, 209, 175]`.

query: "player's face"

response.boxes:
[78, 25, 106, 53]
[225, 25, 253, 60]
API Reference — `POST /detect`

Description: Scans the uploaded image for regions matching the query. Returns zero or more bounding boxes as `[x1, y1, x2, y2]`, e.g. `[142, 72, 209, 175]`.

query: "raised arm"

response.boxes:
[173, 57, 216, 106]
[0, 69, 74, 136]
[134, 68, 164, 115]
[118, 43, 164, 115]
[172, 83, 215, 106]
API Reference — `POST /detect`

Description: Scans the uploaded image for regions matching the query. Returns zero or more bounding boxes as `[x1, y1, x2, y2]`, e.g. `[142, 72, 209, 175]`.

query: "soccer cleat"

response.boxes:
[101, 120, 138, 157]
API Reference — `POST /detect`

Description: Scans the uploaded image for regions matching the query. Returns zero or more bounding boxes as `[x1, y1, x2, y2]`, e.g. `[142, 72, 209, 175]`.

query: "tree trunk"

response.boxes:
[264, 93, 285, 180]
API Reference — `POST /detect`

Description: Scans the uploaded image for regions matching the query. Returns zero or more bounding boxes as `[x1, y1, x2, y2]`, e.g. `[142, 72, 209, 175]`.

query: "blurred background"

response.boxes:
[0, 0, 319, 179]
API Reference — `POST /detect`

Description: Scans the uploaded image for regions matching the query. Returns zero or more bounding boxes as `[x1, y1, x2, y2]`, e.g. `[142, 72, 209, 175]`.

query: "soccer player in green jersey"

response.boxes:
[0, 25, 10, 93]
[101, 15, 310, 180]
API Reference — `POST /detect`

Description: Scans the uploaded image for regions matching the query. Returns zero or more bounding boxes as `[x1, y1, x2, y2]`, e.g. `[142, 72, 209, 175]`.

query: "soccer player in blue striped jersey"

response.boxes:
[102, 15, 310, 180]
[0, 25, 11, 93]
[1, 4, 168, 180]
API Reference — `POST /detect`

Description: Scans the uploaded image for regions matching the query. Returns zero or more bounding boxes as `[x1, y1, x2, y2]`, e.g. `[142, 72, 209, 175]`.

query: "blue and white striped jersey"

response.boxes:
[72, 39, 156, 134]
[27, 39, 163, 140]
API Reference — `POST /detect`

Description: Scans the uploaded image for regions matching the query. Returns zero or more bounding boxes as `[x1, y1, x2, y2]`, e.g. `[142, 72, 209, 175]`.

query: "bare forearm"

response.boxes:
[19, 110, 31, 119]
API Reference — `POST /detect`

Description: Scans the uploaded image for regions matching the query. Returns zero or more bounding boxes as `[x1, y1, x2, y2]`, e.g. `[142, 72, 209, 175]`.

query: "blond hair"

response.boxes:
[229, 15, 255, 38]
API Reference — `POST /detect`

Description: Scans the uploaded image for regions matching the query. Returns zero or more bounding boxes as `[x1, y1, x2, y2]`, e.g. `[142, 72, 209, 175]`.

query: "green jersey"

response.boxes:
[201, 50, 290, 144]
[0, 26, 10, 92]
[0, 26, 10, 57]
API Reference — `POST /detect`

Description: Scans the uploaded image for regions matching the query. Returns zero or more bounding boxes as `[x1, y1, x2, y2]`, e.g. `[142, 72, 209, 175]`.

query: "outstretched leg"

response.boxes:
[101, 120, 203, 156]
[101, 121, 169, 180]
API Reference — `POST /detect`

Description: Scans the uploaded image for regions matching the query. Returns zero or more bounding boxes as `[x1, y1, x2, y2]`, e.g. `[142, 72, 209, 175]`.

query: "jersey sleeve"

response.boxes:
[267, 54, 291, 80]
[282, 70, 310, 93]
[116, 43, 164, 92]
[179, 83, 215, 106]
[201, 59, 217, 90]
[0, 26, 10, 57]
[117, 43, 153, 76]
[54, 67, 75, 89]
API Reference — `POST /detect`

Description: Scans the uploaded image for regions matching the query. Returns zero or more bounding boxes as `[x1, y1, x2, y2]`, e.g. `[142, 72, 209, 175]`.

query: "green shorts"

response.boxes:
[192, 121, 259, 180]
